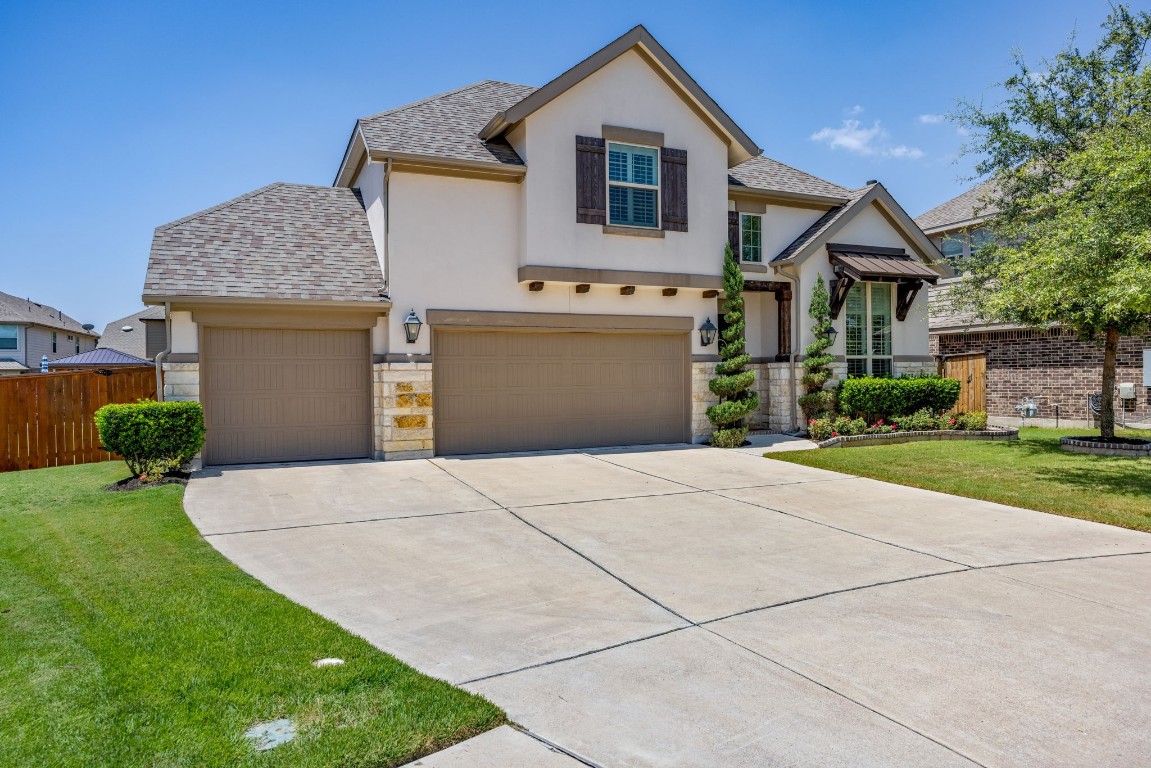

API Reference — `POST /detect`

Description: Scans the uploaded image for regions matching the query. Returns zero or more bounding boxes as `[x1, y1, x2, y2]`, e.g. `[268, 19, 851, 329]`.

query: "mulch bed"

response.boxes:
[106, 471, 191, 492]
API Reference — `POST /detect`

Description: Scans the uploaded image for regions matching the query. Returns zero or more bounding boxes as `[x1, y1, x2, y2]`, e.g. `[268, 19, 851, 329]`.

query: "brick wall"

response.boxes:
[935, 328, 1151, 423]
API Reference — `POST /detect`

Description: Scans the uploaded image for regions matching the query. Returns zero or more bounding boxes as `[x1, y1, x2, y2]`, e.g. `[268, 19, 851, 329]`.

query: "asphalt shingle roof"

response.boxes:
[728, 155, 850, 199]
[915, 179, 999, 233]
[144, 183, 385, 302]
[99, 306, 164, 358]
[771, 185, 875, 263]
[357, 81, 536, 166]
[0, 290, 95, 336]
[48, 348, 151, 367]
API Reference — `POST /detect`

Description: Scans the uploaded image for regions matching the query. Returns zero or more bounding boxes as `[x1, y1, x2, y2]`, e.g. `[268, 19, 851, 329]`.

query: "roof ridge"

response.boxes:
[357, 80, 536, 123]
[154, 183, 286, 232]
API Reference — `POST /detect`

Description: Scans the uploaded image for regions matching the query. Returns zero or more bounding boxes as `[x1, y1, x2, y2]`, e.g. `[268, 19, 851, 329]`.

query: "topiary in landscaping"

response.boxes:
[707, 244, 759, 448]
[95, 399, 205, 480]
[798, 274, 836, 422]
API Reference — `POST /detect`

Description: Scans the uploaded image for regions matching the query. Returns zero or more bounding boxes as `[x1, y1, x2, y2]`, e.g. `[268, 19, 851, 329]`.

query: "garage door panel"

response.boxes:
[202, 328, 371, 464]
[434, 329, 688, 455]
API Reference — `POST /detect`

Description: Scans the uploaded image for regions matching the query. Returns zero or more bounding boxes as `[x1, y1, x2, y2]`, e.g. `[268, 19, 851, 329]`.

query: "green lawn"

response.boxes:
[768, 427, 1151, 532]
[0, 461, 504, 767]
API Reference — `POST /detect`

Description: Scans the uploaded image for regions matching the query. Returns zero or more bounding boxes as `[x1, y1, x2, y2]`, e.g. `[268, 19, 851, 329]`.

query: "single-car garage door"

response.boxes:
[201, 328, 371, 465]
[434, 330, 689, 455]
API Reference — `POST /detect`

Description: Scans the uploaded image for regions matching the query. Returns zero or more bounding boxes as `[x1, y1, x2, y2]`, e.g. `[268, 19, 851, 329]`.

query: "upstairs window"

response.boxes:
[51, 331, 57, 353]
[0, 325, 16, 350]
[940, 234, 964, 266]
[740, 214, 762, 263]
[607, 142, 659, 228]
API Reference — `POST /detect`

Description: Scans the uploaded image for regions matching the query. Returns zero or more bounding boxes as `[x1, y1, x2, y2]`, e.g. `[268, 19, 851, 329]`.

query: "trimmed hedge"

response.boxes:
[837, 376, 961, 422]
[95, 400, 205, 478]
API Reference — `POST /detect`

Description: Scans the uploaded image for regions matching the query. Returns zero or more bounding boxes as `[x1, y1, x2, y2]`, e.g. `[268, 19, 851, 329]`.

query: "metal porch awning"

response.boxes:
[826, 243, 940, 321]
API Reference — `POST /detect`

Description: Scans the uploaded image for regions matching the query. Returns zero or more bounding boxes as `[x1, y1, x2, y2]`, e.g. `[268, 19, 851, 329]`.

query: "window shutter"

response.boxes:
[575, 136, 606, 224]
[660, 147, 688, 232]
[728, 210, 741, 260]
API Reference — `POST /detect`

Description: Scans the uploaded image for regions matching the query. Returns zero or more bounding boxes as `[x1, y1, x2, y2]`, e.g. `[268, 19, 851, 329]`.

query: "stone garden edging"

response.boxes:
[1059, 436, 1151, 458]
[817, 427, 1019, 449]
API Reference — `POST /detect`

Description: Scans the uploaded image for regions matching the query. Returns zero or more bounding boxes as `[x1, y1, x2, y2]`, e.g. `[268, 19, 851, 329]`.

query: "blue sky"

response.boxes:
[0, 0, 1139, 328]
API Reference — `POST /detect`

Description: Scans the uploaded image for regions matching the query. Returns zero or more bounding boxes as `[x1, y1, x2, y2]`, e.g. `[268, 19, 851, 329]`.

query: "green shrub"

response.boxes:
[893, 408, 941, 432]
[956, 411, 988, 430]
[838, 376, 961, 421]
[94, 400, 205, 478]
[808, 415, 867, 441]
[707, 244, 758, 447]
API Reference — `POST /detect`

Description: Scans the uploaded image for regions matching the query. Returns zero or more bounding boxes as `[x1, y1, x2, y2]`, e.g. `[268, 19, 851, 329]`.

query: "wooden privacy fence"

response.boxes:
[0, 366, 156, 472]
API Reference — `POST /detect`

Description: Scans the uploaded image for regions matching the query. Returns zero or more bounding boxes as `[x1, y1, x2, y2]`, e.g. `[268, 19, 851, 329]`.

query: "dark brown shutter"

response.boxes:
[575, 136, 606, 224]
[728, 210, 741, 260]
[661, 147, 688, 232]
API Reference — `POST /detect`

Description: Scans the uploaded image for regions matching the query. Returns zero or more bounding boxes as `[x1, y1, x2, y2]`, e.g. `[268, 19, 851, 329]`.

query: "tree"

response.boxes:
[798, 275, 836, 423]
[952, 5, 1151, 438]
[707, 244, 759, 447]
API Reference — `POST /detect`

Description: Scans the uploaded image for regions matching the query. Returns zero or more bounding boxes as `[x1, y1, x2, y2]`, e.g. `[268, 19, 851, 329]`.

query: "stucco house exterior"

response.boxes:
[0, 290, 99, 374]
[144, 25, 944, 465]
[918, 182, 1151, 426]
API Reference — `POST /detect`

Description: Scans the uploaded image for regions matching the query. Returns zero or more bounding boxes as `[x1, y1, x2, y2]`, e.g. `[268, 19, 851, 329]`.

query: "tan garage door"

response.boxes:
[434, 330, 689, 455]
[201, 328, 371, 465]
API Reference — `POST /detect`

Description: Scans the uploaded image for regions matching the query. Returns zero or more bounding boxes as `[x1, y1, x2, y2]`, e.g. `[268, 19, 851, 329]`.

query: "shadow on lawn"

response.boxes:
[991, 436, 1151, 504]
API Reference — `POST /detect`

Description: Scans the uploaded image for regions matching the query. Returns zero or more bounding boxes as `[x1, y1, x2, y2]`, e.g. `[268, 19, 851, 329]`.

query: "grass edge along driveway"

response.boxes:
[767, 427, 1151, 532]
[0, 461, 504, 767]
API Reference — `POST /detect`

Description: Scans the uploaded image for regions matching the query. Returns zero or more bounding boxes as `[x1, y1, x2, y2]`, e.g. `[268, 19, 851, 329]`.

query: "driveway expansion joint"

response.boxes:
[510, 724, 606, 768]
[200, 506, 502, 537]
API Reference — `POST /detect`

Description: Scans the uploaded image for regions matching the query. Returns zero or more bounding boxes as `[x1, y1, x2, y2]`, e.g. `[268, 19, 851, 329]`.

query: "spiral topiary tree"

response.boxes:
[798, 274, 836, 422]
[707, 244, 759, 447]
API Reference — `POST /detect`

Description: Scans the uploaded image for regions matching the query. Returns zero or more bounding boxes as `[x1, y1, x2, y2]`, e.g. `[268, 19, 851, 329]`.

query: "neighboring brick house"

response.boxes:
[144, 25, 943, 465]
[918, 184, 1151, 427]
[0, 290, 99, 374]
[99, 306, 167, 360]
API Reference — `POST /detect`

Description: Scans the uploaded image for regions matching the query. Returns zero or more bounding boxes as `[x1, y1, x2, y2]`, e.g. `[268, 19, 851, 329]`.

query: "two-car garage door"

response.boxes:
[201, 327, 371, 465]
[434, 330, 690, 455]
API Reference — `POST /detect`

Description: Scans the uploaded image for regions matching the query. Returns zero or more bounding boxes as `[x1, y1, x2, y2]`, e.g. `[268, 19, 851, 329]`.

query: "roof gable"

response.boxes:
[479, 25, 760, 167]
[772, 183, 946, 272]
[915, 179, 999, 234]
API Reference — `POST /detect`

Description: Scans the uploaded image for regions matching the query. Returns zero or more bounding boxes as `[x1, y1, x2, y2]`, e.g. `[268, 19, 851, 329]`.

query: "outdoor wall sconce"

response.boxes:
[699, 317, 717, 347]
[822, 325, 839, 345]
[403, 309, 423, 344]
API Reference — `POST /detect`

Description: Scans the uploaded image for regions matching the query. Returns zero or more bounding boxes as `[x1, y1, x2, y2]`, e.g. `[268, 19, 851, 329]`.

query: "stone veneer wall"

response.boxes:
[934, 328, 1151, 424]
[690, 361, 719, 442]
[162, 362, 199, 402]
[373, 362, 434, 460]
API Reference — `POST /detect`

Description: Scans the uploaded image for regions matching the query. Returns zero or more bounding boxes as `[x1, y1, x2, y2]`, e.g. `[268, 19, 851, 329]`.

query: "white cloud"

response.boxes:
[844, 104, 864, 116]
[809, 119, 924, 160]
[917, 113, 946, 124]
[956, 125, 972, 137]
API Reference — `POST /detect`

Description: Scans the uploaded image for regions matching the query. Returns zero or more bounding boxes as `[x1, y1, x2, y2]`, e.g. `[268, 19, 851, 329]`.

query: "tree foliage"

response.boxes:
[798, 274, 836, 422]
[951, 5, 1151, 438]
[707, 245, 759, 447]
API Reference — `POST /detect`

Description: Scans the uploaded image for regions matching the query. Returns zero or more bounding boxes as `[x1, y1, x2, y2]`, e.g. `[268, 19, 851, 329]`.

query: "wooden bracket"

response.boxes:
[620, 286, 636, 295]
[702, 289, 719, 299]
[896, 280, 924, 321]
[575, 283, 591, 294]
[829, 273, 855, 319]
[662, 288, 678, 297]
[528, 281, 544, 292]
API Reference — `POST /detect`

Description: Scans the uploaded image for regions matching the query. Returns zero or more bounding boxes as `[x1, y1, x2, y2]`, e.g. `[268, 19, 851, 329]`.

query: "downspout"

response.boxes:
[777, 262, 801, 433]
[381, 158, 393, 295]
[153, 302, 171, 401]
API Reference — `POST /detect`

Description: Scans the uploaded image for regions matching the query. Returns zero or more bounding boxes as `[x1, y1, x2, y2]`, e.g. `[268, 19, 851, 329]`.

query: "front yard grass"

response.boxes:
[767, 427, 1151, 532]
[0, 461, 504, 767]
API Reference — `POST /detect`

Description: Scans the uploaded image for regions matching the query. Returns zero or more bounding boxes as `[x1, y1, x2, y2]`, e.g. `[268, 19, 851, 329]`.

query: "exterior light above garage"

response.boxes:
[403, 310, 423, 344]
[699, 317, 717, 347]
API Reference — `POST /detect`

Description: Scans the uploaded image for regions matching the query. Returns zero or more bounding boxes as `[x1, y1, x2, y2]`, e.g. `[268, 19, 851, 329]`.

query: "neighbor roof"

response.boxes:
[729, 155, 850, 201]
[0, 290, 94, 336]
[0, 359, 28, 371]
[915, 179, 999, 234]
[144, 183, 386, 303]
[48, 348, 151, 367]
[99, 306, 164, 358]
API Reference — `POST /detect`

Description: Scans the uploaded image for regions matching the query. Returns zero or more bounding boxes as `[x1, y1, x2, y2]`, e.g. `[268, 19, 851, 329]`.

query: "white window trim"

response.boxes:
[606, 140, 661, 230]
[739, 213, 763, 263]
[0, 324, 18, 352]
[845, 283, 893, 377]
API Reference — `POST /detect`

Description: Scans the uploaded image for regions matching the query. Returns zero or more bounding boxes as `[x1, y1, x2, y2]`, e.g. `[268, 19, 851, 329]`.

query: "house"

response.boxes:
[0, 290, 99, 374]
[47, 348, 152, 369]
[918, 183, 1151, 426]
[144, 25, 943, 465]
[99, 306, 166, 360]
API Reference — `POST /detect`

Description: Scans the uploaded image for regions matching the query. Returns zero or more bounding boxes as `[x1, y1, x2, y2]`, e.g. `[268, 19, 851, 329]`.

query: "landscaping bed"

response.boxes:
[0, 461, 504, 767]
[767, 427, 1151, 532]
[1060, 435, 1151, 457]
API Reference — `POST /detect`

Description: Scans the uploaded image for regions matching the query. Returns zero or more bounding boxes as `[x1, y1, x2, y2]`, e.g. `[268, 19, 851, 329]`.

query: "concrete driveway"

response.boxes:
[185, 445, 1151, 767]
